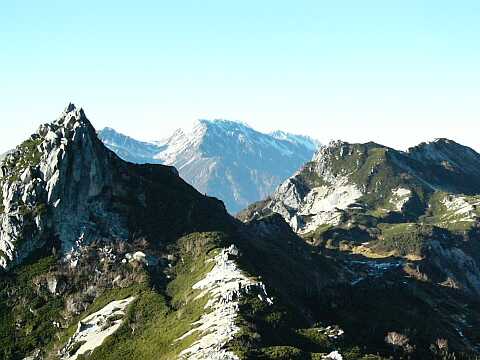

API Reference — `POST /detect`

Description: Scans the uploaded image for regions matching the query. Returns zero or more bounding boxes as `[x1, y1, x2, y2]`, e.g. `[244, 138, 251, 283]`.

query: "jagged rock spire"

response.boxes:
[0, 104, 117, 268]
[65, 102, 76, 113]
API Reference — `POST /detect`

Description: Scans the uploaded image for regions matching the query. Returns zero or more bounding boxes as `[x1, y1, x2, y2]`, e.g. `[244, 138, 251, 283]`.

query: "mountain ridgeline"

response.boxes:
[0, 106, 479, 360]
[98, 120, 319, 213]
[241, 139, 480, 355]
[241, 139, 480, 292]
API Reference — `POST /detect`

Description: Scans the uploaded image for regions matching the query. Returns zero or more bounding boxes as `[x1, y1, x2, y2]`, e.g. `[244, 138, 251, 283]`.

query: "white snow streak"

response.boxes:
[177, 245, 272, 360]
[60, 297, 135, 360]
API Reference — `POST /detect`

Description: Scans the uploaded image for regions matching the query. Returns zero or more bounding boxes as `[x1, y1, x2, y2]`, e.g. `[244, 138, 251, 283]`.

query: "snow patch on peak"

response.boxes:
[270, 130, 320, 151]
[197, 118, 252, 130]
[153, 124, 205, 165]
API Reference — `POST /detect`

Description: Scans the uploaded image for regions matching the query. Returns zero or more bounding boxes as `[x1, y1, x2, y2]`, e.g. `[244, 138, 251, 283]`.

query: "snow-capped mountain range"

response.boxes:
[98, 120, 320, 213]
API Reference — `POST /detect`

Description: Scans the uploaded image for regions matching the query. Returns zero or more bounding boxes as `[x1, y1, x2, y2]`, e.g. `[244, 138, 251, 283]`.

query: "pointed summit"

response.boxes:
[65, 102, 77, 113]
[0, 104, 111, 267]
[54, 102, 90, 130]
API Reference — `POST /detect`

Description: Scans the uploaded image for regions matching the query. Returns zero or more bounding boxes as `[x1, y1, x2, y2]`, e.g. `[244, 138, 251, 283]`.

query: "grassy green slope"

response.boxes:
[72, 232, 227, 360]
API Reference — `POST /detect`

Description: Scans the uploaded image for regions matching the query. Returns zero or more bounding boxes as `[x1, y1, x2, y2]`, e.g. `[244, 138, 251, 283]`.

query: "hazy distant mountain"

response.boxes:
[98, 120, 320, 213]
[98, 127, 164, 164]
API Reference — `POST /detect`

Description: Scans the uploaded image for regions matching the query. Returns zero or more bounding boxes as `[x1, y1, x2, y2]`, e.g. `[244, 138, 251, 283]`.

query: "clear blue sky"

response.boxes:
[1, 0, 479, 152]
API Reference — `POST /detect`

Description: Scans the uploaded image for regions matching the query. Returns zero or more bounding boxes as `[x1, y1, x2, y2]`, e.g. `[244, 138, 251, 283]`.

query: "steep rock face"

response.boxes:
[98, 120, 319, 213]
[42, 107, 128, 251]
[427, 240, 480, 295]
[0, 105, 132, 268]
[0, 105, 230, 269]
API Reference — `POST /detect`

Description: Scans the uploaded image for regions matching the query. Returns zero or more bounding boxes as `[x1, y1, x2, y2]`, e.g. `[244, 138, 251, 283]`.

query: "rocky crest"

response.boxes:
[177, 245, 272, 360]
[1, 105, 340, 359]
[1, 104, 121, 268]
[240, 139, 480, 299]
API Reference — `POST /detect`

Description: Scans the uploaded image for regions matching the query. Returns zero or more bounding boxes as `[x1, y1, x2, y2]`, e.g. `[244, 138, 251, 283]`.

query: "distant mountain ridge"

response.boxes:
[98, 127, 164, 164]
[98, 120, 320, 213]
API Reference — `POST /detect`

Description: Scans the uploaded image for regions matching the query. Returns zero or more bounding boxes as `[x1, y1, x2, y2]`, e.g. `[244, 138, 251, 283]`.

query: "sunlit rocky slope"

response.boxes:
[240, 139, 480, 355]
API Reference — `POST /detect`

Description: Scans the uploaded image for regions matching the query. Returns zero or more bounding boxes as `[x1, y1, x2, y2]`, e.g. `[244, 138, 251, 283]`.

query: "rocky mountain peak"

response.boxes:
[409, 137, 479, 162]
[409, 137, 460, 155]
[187, 119, 264, 153]
[242, 136, 480, 301]
[196, 118, 252, 132]
[0, 104, 116, 268]
[98, 127, 162, 164]
[313, 140, 356, 161]
[246, 136, 480, 237]
[64, 102, 77, 113]
[55, 103, 90, 131]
